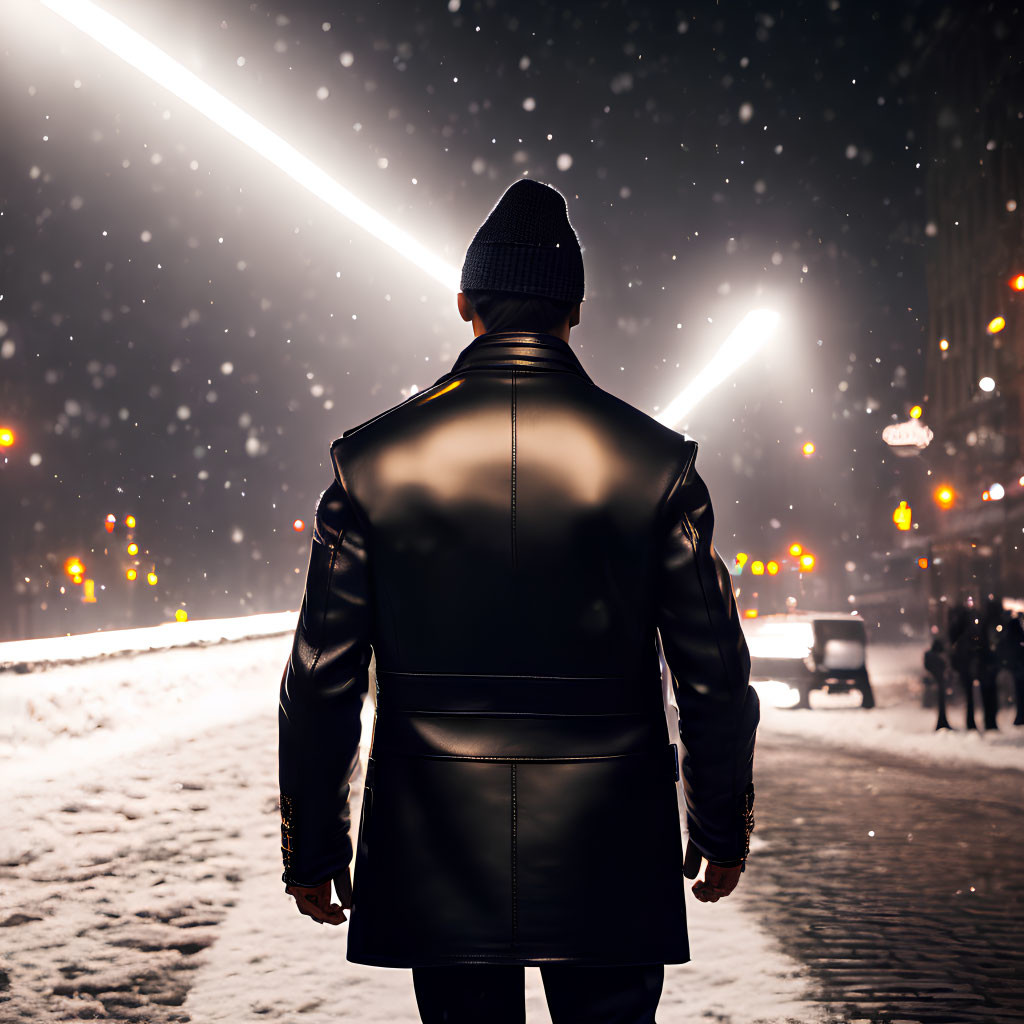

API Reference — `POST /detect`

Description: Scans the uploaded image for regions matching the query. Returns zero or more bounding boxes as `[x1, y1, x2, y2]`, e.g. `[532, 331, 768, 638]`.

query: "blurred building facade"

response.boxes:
[920, 7, 1024, 628]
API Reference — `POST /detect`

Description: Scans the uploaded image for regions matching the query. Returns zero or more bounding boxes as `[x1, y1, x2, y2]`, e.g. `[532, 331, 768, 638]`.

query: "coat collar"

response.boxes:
[444, 331, 592, 383]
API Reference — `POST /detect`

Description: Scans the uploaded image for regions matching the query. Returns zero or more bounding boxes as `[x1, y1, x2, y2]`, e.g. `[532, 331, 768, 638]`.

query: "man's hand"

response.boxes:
[285, 868, 353, 926]
[683, 839, 742, 903]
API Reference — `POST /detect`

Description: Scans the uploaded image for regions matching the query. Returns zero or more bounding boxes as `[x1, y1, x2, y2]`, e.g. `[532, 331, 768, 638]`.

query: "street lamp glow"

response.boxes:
[989, 482, 1005, 501]
[938, 338, 949, 351]
[654, 309, 780, 428]
[978, 376, 995, 393]
[36, 0, 460, 293]
[801, 441, 815, 456]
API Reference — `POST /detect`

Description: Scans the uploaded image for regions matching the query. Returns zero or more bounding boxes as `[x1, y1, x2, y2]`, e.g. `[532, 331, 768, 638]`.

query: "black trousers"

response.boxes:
[412, 962, 664, 1024]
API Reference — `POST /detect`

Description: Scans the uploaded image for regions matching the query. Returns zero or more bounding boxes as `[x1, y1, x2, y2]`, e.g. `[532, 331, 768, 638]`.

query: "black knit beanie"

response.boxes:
[460, 179, 584, 304]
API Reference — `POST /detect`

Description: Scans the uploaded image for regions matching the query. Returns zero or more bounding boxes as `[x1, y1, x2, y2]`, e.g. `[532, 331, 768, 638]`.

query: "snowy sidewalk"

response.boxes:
[2, 635, 822, 1023]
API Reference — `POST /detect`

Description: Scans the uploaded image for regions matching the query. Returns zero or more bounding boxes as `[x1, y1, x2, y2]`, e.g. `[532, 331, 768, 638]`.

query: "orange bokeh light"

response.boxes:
[0, 427, 14, 447]
[1010, 274, 1024, 292]
[292, 518, 305, 532]
[801, 441, 815, 456]
[986, 316, 1006, 334]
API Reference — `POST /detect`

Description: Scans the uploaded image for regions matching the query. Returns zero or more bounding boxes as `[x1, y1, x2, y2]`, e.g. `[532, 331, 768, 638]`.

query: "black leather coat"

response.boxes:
[279, 330, 758, 967]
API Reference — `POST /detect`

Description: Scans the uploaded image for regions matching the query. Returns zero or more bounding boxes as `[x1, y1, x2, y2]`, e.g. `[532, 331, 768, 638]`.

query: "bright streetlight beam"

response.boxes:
[654, 309, 780, 428]
[37, 0, 461, 292]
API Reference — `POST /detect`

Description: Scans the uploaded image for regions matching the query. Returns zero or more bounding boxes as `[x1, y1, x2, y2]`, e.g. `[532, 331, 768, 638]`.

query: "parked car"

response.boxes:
[742, 611, 875, 709]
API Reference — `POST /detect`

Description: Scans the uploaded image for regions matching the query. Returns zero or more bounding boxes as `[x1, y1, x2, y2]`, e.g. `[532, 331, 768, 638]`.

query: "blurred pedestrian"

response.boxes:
[1004, 611, 1024, 727]
[948, 602, 979, 731]
[924, 637, 952, 730]
[979, 597, 1003, 731]
[946, 602, 978, 733]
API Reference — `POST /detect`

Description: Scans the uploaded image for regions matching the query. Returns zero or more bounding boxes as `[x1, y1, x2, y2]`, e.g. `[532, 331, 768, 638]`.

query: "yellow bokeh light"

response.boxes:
[801, 441, 815, 456]
[0, 427, 14, 447]
[126, 568, 137, 581]
[65, 557, 85, 577]
[986, 316, 1006, 334]
[71, 573, 83, 585]
[766, 561, 779, 575]
[175, 609, 188, 622]
[939, 338, 949, 351]
[127, 542, 138, 555]
[147, 572, 158, 585]
[735, 552, 748, 567]
[909, 405, 922, 419]
[788, 542, 802, 557]
[742, 608, 759, 619]
[1011, 274, 1024, 292]
[751, 560, 765, 575]
[918, 557, 929, 569]
[799, 553, 816, 570]
[125, 514, 136, 528]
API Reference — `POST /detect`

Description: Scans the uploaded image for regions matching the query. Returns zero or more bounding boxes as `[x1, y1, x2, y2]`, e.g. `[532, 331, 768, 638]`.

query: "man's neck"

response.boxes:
[471, 316, 570, 344]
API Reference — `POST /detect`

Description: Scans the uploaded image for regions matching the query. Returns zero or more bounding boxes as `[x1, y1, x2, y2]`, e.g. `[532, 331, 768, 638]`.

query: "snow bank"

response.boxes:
[0, 610, 297, 673]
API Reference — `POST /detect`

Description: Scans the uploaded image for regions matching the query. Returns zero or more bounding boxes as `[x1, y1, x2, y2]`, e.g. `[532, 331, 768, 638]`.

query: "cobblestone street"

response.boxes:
[746, 730, 1024, 1023]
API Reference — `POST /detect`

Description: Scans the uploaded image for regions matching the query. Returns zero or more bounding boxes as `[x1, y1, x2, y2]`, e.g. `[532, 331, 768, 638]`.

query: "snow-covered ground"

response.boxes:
[2, 631, 822, 1023]
[2, 629, 1020, 1022]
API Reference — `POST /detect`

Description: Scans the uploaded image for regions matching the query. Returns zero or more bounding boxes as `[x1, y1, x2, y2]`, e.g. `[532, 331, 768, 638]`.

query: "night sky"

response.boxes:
[0, 0, 958, 636]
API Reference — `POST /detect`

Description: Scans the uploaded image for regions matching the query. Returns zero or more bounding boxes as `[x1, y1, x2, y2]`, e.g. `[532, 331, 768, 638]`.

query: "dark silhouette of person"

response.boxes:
[948, 601, 979, 731]
[924, 636, 952, 730]
[1007, 612, 1024, 726]
[276, 179, 759, 1024]
[979, 597, 1003, 730]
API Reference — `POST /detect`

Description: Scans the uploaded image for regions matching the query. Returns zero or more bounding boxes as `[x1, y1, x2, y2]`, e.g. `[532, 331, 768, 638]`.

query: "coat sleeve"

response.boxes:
[278, 471, 373, 887]
[655, 440, 759, 865]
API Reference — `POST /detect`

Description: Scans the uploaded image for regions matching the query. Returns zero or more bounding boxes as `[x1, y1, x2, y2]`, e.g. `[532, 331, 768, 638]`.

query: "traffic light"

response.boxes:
[892, 501, 912, 531]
